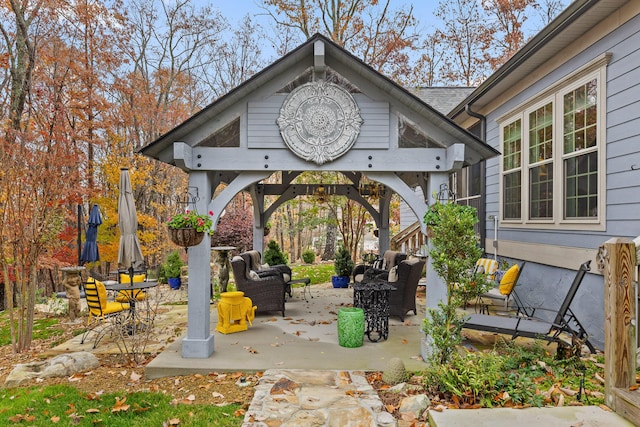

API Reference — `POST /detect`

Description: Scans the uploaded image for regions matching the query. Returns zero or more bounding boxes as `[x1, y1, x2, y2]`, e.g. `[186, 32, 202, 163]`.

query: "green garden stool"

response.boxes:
[337, 307, 365, 348]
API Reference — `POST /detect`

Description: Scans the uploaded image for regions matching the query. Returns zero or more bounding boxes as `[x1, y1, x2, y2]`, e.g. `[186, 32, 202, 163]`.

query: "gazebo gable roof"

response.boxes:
[140, 33, 498, 168]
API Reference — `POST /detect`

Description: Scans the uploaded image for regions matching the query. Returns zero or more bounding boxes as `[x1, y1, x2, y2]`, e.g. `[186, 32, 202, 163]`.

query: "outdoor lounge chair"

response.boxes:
[230, 256, 288, 316]
[241, 250, 292, 282]
[463, 260, 596, 354]
[352, 250, 407, 283]
[387, 258, 426, 321]
[478, 261, 532, 316]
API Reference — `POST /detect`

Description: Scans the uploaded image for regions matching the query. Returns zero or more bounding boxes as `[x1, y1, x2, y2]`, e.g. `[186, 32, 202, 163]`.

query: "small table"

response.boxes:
[211, 246, 236, 293]
[353, 281, 395, 342]
[287, 278, 312, 301]
[105, 280, 158, 331]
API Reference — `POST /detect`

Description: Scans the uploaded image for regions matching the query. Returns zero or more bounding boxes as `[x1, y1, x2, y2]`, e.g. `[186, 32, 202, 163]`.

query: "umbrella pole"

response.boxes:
[77, 204, 82, 266]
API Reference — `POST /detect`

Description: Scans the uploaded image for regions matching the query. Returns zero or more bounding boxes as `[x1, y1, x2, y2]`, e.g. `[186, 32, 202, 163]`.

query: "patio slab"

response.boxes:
[145, 282, 428, 378]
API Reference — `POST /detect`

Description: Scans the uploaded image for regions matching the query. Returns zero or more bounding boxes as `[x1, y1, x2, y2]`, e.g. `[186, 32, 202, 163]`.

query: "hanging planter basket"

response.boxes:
[169, 227, 204, 247]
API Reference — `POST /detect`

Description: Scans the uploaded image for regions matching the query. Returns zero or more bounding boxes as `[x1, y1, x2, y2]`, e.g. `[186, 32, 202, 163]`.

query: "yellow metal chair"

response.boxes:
[115, 273, 148, 302]
[81, 278, 129, 348]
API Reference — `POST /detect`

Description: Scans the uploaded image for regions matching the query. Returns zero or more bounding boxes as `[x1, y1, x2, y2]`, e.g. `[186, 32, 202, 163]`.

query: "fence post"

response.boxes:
[602, 237, 637, 415]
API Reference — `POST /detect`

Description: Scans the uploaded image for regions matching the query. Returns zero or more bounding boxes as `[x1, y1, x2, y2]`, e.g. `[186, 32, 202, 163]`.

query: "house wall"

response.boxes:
[483, 12, 640, 349]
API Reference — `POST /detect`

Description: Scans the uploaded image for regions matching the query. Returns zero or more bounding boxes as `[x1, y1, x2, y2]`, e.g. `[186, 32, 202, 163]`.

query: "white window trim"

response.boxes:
[498, 59, 608, 231]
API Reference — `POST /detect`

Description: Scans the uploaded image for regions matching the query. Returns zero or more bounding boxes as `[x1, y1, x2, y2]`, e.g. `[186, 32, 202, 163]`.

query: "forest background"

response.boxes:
[0, 0, 567, 352]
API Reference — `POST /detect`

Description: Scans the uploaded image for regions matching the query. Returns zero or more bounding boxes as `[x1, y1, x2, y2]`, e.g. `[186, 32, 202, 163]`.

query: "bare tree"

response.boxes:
[262, 0, 421, 83]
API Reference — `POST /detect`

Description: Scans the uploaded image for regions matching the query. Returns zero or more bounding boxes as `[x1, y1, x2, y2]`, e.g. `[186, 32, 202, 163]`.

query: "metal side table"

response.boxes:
[353, 280, 395, 342]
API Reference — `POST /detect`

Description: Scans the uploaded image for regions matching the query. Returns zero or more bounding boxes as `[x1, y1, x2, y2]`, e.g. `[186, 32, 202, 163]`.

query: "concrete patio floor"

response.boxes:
[145, 282, 428, 379]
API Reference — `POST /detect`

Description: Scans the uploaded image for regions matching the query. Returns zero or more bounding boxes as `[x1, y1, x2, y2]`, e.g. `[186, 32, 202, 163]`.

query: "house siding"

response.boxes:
[247, 94, 390, 149]
[482, 12, 640, 349]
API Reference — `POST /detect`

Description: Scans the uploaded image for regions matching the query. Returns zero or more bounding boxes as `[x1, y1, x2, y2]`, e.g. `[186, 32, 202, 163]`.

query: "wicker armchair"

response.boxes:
[230, 256, 287, 316]
[352, 250, 407, 284]
[240, 250, 292, 282]
[387, 258, 425, 322]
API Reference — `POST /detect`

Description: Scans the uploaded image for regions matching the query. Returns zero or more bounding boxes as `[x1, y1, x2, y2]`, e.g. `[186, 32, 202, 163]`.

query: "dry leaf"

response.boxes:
[130, 371, 142, 382]
[629, 385, 639, 391]
[556, 394, 564, 406]
[86, 408, 100, 413]
[570, 421, 584, 427]
[401, 338, 408, 344]
[234, 408, 246, 417]
[51, 415, 60, 423]
[68, 373, 84, 382]
[385, 403, 396, 412]
[559, 387, 578, 396]
[112, 397, 130, 413]
[211, 392, 225, 399]
[167, 418, 180, 425]
[599, 404, 612, 412]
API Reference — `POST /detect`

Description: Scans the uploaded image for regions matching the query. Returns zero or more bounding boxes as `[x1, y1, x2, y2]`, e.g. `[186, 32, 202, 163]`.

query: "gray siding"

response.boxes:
[247, 94, 390, 149]
[482, 13, 640, 348]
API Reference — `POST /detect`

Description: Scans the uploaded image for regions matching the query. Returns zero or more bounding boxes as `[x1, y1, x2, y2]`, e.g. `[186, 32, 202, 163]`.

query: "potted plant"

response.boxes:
[332, 243, 354, 288]
[162, 250, 185, 290]
[423, 202, 442, 238]
[167, 210, 214, 247]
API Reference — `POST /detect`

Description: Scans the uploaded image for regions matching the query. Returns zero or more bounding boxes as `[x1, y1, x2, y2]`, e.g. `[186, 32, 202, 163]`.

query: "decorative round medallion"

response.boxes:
[277, 81, 363, 165]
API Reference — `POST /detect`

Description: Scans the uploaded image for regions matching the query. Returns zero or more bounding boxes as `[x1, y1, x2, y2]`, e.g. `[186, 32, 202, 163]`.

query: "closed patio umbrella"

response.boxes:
[118, 168, 145, 281]
[80, 204, 102, 264]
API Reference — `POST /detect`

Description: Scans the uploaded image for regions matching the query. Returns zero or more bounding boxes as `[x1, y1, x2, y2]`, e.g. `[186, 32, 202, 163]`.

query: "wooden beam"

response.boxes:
[603, 237, 639, 424]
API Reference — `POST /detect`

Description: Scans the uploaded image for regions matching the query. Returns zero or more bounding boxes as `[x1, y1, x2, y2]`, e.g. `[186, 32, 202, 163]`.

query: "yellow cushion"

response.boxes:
[115, 290, 147, 302]
[499, 264, 519, 295]
[103, 301, 129, 314]
[476, 258, 498, 280]
[120, 273, 146, 283]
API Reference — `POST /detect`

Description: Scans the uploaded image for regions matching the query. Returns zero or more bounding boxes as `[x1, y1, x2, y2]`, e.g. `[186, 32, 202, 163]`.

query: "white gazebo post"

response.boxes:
[182, 171, 215, 358]
[422, 171, 450, 361]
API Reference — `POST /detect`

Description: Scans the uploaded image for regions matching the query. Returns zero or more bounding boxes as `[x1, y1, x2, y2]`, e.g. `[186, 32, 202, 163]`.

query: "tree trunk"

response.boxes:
[322, 213, 337, 261]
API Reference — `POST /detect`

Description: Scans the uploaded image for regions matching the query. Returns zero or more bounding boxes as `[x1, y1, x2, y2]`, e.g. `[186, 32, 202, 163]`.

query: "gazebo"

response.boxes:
[140, 33, 498, 358]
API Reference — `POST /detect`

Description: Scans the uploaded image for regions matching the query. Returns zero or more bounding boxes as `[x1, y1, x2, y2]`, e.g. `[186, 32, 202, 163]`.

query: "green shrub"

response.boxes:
[264, 240, 288, 265]
[160, 250, 184, 282]
[301, 248, 315, 264]
[333, 243, 354, 277]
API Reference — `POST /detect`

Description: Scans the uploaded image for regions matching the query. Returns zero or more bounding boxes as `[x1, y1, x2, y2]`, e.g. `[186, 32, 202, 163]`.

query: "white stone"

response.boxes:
[4, 351, 99, 387]
[376, 411, 398, 427]
[398, 394, 430, 420]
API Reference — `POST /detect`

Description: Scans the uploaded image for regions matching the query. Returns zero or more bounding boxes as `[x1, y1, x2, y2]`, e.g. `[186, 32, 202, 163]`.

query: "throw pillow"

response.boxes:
[388, 266, 399, 282]
[249, 270, 260, 280]
[499, 264, 519, 295]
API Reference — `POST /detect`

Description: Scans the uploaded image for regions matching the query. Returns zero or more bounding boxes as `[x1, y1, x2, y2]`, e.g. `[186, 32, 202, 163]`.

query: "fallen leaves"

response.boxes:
[111, 396, 130, 413]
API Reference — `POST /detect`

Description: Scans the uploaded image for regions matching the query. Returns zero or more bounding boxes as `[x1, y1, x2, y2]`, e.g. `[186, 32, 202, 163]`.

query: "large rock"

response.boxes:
[4, 352, 99, 387]
[399, 394, 430, 420]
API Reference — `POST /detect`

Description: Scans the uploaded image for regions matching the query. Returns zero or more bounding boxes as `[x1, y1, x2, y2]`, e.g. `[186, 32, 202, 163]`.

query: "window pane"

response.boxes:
[530, 164, 553, 219]
[564, 79, 597, 154]
[503, 120, 521, 170]
[529, 103, 553, 163]
[564, 151, 598, 218]
[503, 172, 521, 220]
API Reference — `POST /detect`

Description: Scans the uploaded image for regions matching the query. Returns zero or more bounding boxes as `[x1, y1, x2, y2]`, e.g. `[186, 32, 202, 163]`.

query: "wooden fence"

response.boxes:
[602, 237, 640, 424]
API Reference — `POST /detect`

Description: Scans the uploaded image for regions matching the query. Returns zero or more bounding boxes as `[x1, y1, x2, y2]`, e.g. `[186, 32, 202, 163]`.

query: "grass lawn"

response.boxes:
[290, 261, 334, 285]
[0, 384, 242, 426]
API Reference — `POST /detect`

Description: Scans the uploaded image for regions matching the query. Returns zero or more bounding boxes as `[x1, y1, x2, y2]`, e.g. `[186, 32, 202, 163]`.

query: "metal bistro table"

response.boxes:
[105, 280, 158, 332]
[353, 280, 395, 342]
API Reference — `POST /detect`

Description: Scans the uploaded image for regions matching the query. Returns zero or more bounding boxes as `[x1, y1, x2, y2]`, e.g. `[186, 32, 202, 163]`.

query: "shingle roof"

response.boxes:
[411, 87, 476, 115]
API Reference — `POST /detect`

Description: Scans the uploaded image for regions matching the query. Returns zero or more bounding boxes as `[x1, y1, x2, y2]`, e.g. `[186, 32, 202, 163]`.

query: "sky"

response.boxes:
[212, 1, 439, 31]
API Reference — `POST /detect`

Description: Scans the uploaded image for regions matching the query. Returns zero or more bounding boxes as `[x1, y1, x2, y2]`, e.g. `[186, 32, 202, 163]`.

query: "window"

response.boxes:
[498, 67, 605, 229]
[502, 119, 522, 220]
